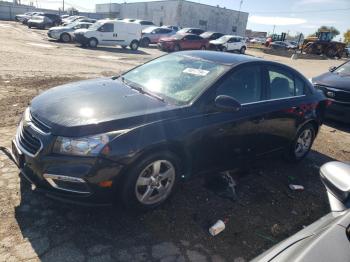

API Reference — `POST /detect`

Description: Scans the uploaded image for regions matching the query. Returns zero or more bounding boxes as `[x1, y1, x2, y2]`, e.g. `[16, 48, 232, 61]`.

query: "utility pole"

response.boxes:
[63, 0, 65, 12]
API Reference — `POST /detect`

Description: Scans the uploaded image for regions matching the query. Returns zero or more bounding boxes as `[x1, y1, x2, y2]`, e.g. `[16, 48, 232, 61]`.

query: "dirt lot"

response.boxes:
[0, 21, 349, 262]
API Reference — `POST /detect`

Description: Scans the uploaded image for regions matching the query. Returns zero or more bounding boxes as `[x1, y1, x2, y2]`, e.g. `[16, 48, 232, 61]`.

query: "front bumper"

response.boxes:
[12, 120, 125, 206]
[325, 101, 350, 123]
[47, 31, 60, 40]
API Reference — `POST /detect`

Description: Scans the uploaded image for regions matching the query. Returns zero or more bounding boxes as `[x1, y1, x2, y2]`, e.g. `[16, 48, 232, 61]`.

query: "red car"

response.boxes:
[158, 33, 209, 52]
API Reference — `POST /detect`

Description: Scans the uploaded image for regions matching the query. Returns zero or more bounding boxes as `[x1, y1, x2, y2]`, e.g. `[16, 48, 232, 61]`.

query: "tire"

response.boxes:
[88, 38, 98, 48]
[60, 33, 71, 43]
[200, 46, 206, 50]
[173, 44, 181, 52]
[240, 46, 246, 54]
[130, 40, 139, 51]
[141, 38, 150, 47]
[286, 123, 316, 162]
[28, 24, 31, 28]
[119, 151, 181, 212]
[222, 46, 227, 52]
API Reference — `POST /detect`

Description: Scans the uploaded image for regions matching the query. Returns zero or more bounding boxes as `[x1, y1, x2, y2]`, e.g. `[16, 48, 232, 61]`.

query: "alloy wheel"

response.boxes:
[295, 129, 313, 158]
[135, 160, 176, 205]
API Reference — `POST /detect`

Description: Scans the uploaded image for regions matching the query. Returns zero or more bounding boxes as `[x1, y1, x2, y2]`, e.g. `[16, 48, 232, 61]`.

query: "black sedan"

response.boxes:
[12, 51, 327, 210]
[311, 60, 350, 123]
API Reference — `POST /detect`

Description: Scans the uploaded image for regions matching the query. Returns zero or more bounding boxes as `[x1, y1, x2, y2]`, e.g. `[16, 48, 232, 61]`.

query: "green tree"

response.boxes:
[344, 30, 350, 44]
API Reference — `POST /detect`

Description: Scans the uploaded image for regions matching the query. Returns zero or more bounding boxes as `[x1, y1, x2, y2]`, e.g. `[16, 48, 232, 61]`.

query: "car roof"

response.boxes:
[177, 51, 261, 66]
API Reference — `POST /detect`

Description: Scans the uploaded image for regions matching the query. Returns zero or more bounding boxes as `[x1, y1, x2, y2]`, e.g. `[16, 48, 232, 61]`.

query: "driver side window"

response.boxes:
[216, 65, 262, 104]
[99, 23, 114, 32]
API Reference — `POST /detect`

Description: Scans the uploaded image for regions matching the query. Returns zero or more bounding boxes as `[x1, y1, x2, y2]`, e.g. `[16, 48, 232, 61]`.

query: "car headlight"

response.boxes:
[53, 131, 127, 156]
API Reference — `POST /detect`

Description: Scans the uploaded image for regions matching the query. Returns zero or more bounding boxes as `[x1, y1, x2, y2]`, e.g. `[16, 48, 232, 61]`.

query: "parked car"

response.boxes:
[62, 16, 85, 26]
[28, 14, 61, 29]
[134, 20, 156, 29]
[20, 12, 43, 25]
[177, 28, 205, 35]
[200, 31, 224, 41]
[249, 38, 265, 44]
[270, 41, 296, 50]
[47, 22, 93, 42]
[158, 33, 209, 52]
[74, 19, 142, 50]
[141, 26, 176, 47]
[61, 14, 70, 19]
[15, 12, 38, 23]
[161, 25, 181, 32]
[12, 51, 327, 210]
[345, 45, 350, 57]
[209, 35, 247, 54]
[310, 60, 350, 123]
[75, 18, 97, 24]
[253, 161, 350, 262]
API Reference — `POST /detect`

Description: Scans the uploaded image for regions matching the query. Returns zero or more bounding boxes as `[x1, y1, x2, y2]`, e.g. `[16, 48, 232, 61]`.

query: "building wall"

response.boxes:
[95, 0, 248, 36]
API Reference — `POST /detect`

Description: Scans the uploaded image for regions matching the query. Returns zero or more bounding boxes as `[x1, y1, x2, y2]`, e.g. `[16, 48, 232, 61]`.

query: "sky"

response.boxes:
[16, 0, 350, 40]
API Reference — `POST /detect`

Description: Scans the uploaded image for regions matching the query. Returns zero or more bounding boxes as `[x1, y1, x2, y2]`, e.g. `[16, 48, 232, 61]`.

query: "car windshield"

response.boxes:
[334, 62, 350, 76]
[217, 35, 232, 42]
[200, 32, 212, 38]
[122, 54, 229, 105]
[89, 21, 104, 30]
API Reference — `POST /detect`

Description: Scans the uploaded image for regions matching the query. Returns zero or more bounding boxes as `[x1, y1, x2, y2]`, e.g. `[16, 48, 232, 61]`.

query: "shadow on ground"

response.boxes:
[15, 150, 335, 261]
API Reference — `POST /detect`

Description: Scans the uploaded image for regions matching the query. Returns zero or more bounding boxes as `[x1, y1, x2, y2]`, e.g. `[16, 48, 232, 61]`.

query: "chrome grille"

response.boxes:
[30, 113, 51, 133]
[17, 124, 42, 156]
[315, 85, 350, 103]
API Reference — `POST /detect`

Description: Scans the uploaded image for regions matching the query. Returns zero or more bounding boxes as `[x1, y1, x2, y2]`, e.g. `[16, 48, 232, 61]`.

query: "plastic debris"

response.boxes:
[209, 219, 226, 236]
[289, 184, 305, 191]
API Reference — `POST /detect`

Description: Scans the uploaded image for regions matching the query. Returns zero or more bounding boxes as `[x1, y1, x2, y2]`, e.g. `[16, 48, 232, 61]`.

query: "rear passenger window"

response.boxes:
[216, 66, 262, 104]
[268, 67, 305, 99]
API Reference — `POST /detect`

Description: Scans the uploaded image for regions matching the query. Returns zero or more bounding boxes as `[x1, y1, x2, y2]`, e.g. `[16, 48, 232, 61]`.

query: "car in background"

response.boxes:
[270, 41, 296, 50]
[62, 15, 85, 26]
[177, 28, 205, 35]
[209, 35, 247, 54]
[158, 33, 209, 52]
[161, 25, 181, 32]
[11, 51, 327, 210]
[15, 12, 38, 23]
[200, 31, 224, 41]
[48, 22, 93, 42]
[311, 60, 350, 123]
[249, 38, 265, 44]
[134, 20, 155, 29]
[20, 12, 43, 25]
[141, 26, 176, 47]
[253, 161, 350, 262]
[61, 14, 70, 19]
[75, 18, 97, 24]
[28, 14, 61, 29]
[74, 19, 142, 50]
[345, 45, 350, 57]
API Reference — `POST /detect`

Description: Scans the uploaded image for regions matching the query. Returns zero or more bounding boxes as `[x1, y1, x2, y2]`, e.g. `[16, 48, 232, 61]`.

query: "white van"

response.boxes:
[74, 19, 142, 50]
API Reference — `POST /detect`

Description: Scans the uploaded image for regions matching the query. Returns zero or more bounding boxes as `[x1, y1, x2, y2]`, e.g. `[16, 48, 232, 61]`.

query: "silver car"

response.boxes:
[47, 22, 93, 42]
[141, 26, 176, 47]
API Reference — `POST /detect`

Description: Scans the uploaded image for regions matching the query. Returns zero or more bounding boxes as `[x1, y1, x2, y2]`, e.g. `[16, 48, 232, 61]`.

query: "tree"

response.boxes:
[344, 30, 350, 44]
[316, 26, 340, 37]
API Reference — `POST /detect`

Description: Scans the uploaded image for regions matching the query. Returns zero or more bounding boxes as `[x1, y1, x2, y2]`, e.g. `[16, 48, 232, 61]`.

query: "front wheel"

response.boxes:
[240, 46, 246, 54]
[88, 38, 98, 48]
[222, 46, 227, 52]
[60, 33, 71, 43]
[173, 44, 181, 52]
[286, 123, 316, 162]
[119, 151, 181, 211]
[141, 38, 150, 47]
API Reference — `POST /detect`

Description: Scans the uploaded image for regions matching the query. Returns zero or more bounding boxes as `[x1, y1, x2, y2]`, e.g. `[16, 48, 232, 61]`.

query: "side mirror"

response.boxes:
[329, 66, 337, 72]
[320, 161, 350, 212]
[215, 95, 241, 112]
[98, 27, 104, 32]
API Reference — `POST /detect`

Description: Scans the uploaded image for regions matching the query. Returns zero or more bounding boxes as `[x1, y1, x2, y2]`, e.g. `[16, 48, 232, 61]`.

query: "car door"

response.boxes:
[98, 23, 115, 45]
[226, 37, 236, 51]
[192, 63, 268, 171]
[182, 35, 196, 49]
[256, 64, 310, 154]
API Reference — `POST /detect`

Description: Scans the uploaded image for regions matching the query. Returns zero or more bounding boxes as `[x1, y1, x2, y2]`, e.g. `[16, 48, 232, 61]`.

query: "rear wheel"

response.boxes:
[60, 33, 71, 43]
[130, 40, 139, 51]
[240, 46, 246, 54]
[119, 151, 181, 211]
[286, 123, 315, 162]
[88, 38, 98, 48]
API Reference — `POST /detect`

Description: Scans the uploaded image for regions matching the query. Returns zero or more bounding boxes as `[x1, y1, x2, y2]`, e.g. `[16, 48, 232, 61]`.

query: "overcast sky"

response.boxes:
[17, 0, 350, 40]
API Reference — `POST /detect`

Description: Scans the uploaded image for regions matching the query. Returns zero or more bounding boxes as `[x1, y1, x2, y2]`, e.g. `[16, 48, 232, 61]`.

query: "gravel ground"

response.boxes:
[0, 21, 349, 262]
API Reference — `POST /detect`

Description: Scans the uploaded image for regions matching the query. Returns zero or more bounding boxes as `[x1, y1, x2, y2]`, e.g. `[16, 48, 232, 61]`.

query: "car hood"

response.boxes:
[313, 71, 350, 91]
[74, 28, 89, 34]
[30, 78, 178, 136]
[49, 26, 71, 31]
[210, 39, 226, 45]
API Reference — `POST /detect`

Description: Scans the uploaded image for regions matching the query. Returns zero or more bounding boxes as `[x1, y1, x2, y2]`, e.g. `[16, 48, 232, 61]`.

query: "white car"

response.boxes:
[47, 22, 93, 42]
[74, 19, 142, 50]
[210, 35, 247, 54]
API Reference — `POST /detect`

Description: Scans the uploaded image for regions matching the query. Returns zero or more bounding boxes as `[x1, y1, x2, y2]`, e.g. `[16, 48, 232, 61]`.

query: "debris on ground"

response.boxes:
[289, 184, 305, 191]
[209, 219, 226, 236]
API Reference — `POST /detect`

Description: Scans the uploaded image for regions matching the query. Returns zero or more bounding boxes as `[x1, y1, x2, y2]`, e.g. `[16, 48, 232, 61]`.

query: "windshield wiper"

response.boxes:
[119, 77, 165, 102]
